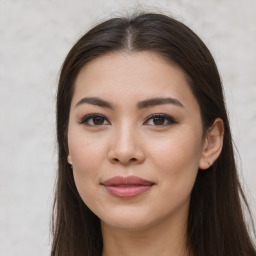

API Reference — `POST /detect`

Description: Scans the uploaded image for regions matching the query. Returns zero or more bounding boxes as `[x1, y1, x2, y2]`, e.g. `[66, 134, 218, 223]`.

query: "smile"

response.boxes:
[101, 176, 155, 199]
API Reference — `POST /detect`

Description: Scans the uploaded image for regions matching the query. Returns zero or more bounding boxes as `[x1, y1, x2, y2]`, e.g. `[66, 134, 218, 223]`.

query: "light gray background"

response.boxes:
[1, 0, 255, 255]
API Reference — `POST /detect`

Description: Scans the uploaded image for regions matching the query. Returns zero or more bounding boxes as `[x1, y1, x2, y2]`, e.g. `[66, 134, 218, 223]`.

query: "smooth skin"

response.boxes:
[67, 51, 224, 256]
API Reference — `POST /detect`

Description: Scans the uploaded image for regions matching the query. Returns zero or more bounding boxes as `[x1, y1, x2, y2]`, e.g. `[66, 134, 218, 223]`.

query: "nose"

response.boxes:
[108, 124, 145, 165]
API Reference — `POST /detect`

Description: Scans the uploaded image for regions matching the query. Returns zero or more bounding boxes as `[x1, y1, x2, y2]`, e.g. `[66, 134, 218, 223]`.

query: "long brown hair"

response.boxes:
[52, 13, 256, 256]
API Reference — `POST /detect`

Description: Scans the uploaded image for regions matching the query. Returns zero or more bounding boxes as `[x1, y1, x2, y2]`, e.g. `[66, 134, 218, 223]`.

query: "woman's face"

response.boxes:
[68, 51, 205, 231]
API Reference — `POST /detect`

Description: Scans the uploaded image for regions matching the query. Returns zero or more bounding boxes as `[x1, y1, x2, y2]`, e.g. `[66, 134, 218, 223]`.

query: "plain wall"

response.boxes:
[0, 0, 255, 255]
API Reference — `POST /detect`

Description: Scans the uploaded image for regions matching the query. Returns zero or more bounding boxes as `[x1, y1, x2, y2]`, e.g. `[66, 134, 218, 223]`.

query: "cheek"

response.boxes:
[148, 129, 202, 195]
[68, 129, 108, 170]
[151, 131, 201, 170]
[68, 130, 109, 198]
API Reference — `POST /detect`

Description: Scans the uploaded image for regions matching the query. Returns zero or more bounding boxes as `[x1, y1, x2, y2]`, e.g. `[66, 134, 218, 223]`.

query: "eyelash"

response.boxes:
[145, 113, 177, 126]
[79, 113, 177, 127]
[79, 113, 110, 126]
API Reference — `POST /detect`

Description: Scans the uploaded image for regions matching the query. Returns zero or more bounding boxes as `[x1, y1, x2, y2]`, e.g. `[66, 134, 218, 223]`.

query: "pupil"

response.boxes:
[93, 117, 104, 125]
[153, 116, 165, 125]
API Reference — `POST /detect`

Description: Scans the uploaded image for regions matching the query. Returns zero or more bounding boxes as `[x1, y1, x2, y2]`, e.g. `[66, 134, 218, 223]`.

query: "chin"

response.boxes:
[98, 207, 154, 231]
[97, 197, 190, 233]
[99, 206, 175, 233]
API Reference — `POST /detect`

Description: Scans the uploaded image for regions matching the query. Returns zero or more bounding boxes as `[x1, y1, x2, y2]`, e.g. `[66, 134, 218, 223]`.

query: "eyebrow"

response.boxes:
[75, 97, 184, 109]
[75, 97, 114, 109]
[137, 97, 184, 109]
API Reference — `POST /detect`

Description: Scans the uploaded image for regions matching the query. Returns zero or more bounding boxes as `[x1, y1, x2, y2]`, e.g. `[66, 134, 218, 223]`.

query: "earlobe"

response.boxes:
[67, 155, 73, 165]
[199, 118, 224, 170]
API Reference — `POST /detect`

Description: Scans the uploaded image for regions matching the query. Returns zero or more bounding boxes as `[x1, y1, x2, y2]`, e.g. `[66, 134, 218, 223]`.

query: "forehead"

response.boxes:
[72, 51, 199, 111]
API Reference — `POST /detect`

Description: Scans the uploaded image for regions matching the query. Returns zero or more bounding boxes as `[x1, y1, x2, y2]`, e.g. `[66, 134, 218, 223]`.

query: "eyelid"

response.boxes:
[79, 113, 177, 127]
[143, 113, 177, 126]
[79, 113, 110, 126]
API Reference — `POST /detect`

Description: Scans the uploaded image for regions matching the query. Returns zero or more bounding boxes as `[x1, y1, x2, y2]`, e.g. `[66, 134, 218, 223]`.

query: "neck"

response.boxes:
[101, 210, 190, 256]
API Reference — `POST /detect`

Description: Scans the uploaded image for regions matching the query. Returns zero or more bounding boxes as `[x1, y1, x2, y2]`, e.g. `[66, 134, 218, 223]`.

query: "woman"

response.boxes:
[51, 13, 256, 256]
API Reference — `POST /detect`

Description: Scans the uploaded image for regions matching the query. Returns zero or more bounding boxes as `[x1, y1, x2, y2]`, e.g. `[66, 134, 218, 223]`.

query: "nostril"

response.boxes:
[112, 157, 137, 163]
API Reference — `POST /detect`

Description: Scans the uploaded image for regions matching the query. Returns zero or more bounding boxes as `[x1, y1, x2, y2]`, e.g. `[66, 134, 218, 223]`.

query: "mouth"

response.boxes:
[101, 176, 155, 199]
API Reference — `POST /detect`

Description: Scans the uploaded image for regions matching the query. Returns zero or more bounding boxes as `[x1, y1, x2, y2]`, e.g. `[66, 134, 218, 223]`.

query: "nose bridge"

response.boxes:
[109, 119, 144, 164]
[114, 120, 137, 153]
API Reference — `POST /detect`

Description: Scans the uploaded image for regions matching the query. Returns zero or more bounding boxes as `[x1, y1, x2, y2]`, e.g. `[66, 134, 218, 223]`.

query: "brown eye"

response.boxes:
[144, 114, 177, 126]
[152, 116, 165, 125]
[80, 114, 110, 126]
[93, 116, 105, 125]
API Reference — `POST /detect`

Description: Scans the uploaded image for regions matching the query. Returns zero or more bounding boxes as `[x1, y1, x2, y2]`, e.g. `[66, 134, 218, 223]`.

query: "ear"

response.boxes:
[67, 155, 73, 165]
[199, 118, 224, 170]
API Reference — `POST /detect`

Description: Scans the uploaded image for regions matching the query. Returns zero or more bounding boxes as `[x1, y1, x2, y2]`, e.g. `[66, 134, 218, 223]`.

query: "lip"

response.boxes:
[101, 176, 155, 199]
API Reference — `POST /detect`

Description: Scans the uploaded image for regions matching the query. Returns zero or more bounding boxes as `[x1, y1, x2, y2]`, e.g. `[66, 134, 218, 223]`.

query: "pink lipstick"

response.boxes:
[101, 176, 154, 199]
